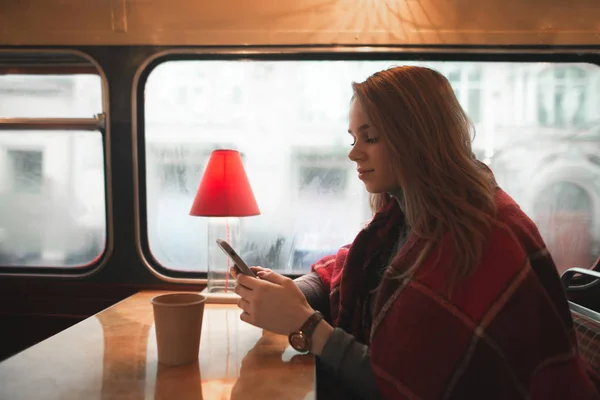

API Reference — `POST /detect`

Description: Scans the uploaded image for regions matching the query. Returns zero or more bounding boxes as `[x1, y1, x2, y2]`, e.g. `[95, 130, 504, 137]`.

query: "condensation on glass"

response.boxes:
[143, 60, 600, 275]
[0, 75, 102, 119]
[0, 71, 105, 268]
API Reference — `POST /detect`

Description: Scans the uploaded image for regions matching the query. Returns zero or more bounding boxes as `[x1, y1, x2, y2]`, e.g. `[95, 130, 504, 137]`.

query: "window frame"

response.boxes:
[133, 46, 600, 282]
[0, 49, 113, 278]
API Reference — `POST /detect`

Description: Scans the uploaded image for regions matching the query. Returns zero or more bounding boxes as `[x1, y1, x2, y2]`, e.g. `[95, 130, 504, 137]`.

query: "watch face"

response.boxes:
[289, 332, 309, 352]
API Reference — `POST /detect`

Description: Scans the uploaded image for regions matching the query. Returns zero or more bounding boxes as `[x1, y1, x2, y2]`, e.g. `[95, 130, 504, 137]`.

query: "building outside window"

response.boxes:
[446, 66, 482, 123]
[537, 66, 588, 128]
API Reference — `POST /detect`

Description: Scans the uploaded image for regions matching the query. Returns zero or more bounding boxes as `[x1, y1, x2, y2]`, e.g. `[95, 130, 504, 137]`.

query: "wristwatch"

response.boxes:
[288, 310, 324, 354]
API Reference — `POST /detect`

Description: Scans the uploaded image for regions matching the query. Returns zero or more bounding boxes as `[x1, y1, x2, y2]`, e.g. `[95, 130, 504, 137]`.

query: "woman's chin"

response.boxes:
[364, 185, 384, 194]
[364, 184, 397, 194]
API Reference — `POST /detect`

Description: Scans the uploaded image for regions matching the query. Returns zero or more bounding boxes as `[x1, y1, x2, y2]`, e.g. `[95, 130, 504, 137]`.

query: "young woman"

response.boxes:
[231, 66, 600, 399]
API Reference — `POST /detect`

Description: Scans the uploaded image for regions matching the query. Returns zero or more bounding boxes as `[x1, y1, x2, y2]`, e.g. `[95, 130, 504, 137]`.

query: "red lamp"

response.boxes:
[190, 150, 260, 218]
[190, 149, 260, 301]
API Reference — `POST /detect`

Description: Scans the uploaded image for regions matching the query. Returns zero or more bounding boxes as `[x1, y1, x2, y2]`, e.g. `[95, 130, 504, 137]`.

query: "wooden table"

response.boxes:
[0, 290, 316, 400]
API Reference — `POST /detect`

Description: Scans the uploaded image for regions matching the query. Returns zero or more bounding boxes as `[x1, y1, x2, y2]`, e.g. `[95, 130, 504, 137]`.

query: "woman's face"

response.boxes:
[347, 100, 400, 194]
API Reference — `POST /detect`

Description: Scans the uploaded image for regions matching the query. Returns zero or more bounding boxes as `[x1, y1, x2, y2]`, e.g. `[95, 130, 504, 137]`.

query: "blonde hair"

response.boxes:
[353, 66, 497, 281]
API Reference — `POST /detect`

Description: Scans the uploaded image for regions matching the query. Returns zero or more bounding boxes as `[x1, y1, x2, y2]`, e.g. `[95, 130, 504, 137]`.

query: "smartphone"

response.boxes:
[216, 238, 257, 278]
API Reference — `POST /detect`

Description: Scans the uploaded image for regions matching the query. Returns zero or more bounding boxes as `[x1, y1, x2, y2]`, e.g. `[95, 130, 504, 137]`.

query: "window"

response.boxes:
[0, 52, 106, 269]
[537, 66, 590, 128]
[298, 166, 347, 195]
[0, 74, 100, 118]
[142, 59, 600, 275]
[149, 145, 207, 195]
[295, 152, 349, 197]
[446, 66, 482, 123]
[9, 150, 43, 193]
[534, 182, 595, 274]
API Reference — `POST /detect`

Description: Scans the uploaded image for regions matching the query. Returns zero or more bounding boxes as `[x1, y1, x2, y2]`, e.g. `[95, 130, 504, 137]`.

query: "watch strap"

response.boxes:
[299, 310, 324, 338]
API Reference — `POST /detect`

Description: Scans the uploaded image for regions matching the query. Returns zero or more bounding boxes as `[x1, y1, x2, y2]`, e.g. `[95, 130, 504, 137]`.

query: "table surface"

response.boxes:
[0, 290, 316, 400]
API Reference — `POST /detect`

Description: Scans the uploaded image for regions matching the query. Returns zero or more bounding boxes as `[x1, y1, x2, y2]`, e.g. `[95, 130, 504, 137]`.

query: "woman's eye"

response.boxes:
[349, 136, 379, 146]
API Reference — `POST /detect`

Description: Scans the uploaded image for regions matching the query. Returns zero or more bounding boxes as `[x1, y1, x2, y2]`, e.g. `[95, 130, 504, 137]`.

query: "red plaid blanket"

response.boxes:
[313, 188, 600, 399]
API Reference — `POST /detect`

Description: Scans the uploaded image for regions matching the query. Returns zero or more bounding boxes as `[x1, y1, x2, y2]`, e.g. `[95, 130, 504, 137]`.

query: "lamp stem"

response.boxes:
[225, 217, 230, 293]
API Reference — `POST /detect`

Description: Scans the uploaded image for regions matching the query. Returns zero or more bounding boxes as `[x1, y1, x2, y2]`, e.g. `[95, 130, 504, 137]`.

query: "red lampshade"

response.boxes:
[189, 149, 260, 217]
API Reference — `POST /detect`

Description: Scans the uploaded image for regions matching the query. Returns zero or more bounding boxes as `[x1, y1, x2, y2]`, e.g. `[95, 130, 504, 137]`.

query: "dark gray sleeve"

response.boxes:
[294, 272, 329, 313]
[319, 328, 382, 400]
[294, 273, 382, 399]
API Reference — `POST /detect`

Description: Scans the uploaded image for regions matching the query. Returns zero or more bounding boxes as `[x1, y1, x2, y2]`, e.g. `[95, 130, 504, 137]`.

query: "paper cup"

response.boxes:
[151, 293, 206, 366]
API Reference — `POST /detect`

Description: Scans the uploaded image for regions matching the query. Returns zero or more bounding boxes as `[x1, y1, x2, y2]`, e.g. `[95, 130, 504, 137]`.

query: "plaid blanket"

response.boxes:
[313, 187, 600, 399]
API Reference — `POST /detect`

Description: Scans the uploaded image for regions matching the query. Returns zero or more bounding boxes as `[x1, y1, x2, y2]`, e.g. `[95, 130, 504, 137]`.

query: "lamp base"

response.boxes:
[200, 287, 241, 304]
[207, 217, 241, 297]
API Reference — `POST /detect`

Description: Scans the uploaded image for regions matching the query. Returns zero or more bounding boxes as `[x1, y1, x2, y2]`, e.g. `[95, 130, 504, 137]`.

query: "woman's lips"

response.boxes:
[358, 169, 374, 179]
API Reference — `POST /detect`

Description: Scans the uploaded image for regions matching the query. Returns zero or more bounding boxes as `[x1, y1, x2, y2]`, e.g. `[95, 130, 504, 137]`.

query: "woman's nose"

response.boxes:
[348, 142, 363, 162]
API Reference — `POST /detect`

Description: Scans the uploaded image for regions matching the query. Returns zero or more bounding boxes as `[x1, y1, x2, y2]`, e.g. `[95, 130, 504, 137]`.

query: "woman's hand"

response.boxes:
[230, 266, 315, 336]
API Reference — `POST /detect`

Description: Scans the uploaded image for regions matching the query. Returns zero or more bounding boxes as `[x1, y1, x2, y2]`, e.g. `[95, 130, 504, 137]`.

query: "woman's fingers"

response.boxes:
[250, 266, 271, 274]
[234, 282, 254, 298]
[238, 297, 251, 313]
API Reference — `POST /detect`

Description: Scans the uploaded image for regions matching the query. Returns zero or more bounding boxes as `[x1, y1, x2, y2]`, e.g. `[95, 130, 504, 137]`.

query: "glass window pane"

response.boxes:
[468, 68, 481, 82]
[0, 74, 102, 118]
[9, 150, 43, 194]
[144, 60, 600, 275]
[0, 131, 106, 267]
[469, 88, 481, 123]
[534, 182, 594, 274]
[537, 66, 589, 128]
